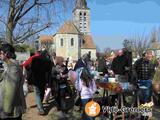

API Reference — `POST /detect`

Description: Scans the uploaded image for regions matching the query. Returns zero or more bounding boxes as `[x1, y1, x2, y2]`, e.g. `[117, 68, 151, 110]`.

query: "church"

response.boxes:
[39, 0, 97, 60]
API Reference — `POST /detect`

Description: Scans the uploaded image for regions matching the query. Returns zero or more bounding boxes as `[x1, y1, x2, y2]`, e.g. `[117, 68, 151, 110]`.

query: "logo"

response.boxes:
[85, 100, 100, 117]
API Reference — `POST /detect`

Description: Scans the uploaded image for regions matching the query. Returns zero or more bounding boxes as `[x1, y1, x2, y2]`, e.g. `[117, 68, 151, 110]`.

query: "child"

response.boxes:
[77, 68, 97, 120]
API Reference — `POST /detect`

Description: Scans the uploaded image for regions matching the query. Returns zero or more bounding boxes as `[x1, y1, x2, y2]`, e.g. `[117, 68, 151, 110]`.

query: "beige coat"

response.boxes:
[0, 60, 26, 119]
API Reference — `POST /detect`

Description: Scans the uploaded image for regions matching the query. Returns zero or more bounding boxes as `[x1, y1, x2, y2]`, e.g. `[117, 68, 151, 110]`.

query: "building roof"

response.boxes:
[39, 35, 53, 43]
[150, 41, 160, 50]
[57, 21, 80, 34]
[81, 35, 96, 49]
[74, 0, 89, 10]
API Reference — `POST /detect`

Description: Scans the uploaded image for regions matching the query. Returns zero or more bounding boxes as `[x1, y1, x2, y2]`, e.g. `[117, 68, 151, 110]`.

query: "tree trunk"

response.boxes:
[5, 0, 16, 45]
[6, 21, 14, 45]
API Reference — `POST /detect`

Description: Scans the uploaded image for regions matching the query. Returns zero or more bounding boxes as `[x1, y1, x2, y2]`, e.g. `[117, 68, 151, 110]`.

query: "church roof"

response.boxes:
[74, 0, 89, 11]
[81, 35, 96, 49]
[39, 35, 53, 42]
[57, 21, 80, 34]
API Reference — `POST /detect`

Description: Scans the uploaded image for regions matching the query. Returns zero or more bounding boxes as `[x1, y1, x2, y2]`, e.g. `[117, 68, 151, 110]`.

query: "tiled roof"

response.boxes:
[150, 41, 160, 49]
[39, 35, 53, 42]
[57, 21, 80, 34]
[81, 35, 96, 49]
[74, 0, 89, 10]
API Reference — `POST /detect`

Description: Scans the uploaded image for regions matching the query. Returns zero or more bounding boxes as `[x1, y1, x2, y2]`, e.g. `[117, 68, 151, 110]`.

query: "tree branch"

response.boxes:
[14, 0, 28, 21]
[15, 0, 28, 12]
[35, 0, 55, 5]
[14, 4, 36, 23]
[15, 23, 51, 43]
[14, 0, 56, 23]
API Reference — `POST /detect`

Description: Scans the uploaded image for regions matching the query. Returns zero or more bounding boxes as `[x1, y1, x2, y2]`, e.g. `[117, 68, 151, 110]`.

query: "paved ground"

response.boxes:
[22, 92, 160, 120]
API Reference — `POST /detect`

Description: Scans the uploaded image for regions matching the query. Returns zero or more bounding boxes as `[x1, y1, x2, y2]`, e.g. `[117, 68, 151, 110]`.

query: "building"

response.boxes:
[40, 0, 96, 60]
[149, 41, 160, 58]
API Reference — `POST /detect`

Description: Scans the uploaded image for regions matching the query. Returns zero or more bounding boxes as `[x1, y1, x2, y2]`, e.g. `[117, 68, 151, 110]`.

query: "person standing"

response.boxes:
[134, 51, 155, 104]
[31, 50, 51, 115]
[0, 43, 26, 120]
[51, 57, 69, 111]
[111, 49, 129, 82]
[74, 53, 91, 111]
[22, 49, 51, 115]
[74, 53, 91, 91]
[77, 68, 97, 120]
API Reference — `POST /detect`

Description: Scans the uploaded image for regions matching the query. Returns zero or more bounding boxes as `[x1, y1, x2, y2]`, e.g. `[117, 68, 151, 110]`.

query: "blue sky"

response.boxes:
[42, 0, 160, 50]
[89, 0, 160, 50]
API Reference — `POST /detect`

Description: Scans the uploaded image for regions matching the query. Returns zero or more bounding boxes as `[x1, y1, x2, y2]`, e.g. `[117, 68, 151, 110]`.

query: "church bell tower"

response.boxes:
[73, 0, 90, 35]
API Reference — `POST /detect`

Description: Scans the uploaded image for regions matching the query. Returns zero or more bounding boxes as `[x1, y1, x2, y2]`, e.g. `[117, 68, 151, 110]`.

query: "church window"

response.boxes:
[60, 38, 63, 46]
[79, 12, 82, 20]
[82, 39, 85, 44]
[71, 38, 74, 46]
[80, 17, 82, 21]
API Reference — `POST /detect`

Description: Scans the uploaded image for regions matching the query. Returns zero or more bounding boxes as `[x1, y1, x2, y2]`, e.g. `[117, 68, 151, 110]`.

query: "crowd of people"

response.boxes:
[0, 43, 159, 120]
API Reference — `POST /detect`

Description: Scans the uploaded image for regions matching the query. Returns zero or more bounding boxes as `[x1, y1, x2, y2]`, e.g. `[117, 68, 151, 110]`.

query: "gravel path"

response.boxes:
[22, 92, 160, 120]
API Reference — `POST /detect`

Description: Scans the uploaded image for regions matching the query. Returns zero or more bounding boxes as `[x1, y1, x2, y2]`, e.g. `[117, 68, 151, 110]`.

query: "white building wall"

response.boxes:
[55, 34, 80, 60]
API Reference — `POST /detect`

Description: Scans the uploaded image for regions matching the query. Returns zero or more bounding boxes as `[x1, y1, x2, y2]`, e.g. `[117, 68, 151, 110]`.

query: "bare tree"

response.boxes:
[150, 27, 160, 42]
[130, 34, 149, 57]
[123, 39, 132, 51]
[0, 0, 75, 44]
[104, 47, 112, 57]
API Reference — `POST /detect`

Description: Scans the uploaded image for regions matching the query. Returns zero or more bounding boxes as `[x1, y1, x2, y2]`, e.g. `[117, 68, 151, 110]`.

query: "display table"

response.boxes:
[96, 81, 139, 120]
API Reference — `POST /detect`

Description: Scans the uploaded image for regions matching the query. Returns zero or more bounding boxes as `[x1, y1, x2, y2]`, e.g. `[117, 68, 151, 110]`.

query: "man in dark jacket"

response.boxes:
[74, 53, 90, 71]
[111, 49, 129, 82]
[134, 51, 155, 104]
[23, 50, 51, 115]
[31, 51, 51, 115]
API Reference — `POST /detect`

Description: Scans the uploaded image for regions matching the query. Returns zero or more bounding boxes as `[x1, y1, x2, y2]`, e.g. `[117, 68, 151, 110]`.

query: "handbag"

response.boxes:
[61, 96, 74, 111]
[44, 87, 51, 102]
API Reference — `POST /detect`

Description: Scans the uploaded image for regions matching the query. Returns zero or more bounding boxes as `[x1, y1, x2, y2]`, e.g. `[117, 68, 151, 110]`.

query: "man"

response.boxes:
[73, 53, 91, 112]
[97, 54, 108, 76]
[134, 51, 155, 103]
[74, 53, 90, 71]
[111, 49, 129, 82]
[0, 43, 26, 120]
[23, 49, 51, 115]
[74, 53, 91, 89]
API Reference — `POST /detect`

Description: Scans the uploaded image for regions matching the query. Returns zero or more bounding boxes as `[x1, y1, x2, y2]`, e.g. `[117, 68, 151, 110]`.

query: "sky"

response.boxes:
[42, 0, 160, 51]
[89, 0, 160, 50]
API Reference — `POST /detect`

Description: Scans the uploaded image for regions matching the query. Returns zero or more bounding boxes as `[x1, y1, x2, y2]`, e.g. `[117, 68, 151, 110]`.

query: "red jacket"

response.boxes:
[21, 52, 40, 68]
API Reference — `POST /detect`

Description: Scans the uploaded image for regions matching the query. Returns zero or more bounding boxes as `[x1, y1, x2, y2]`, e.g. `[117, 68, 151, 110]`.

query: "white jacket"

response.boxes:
[77, 79, 97, 99]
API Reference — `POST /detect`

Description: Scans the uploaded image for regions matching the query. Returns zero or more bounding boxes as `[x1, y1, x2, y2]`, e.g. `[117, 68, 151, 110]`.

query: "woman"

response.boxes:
[77, 68, 97, 120]
[51, 57, 70, 111]
[0, 43, 26, 120]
